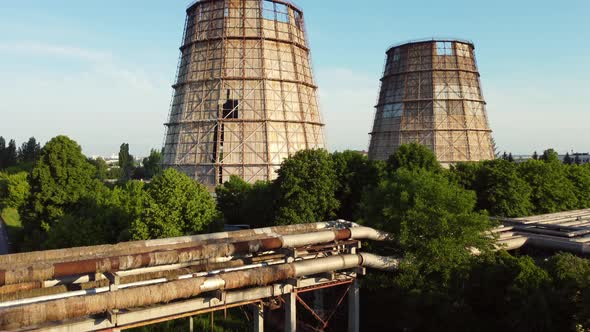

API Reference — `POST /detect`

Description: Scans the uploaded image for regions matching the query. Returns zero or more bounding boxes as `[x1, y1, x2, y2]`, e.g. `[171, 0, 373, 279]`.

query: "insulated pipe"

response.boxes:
[0, 254, 400, 330]
[0, 221, 346, 266]
[358, 253, 400, 271]
[0, 227, 394, 286]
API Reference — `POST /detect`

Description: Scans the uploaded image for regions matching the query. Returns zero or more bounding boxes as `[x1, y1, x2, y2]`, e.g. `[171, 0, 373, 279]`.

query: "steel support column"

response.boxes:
[252, 303, 264, 332]
[285, 292, 296, 332]
[348, 279, 359, 332]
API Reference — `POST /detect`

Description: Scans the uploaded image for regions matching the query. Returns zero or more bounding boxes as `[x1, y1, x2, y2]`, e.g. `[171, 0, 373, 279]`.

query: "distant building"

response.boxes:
[561, 153, 590, 164]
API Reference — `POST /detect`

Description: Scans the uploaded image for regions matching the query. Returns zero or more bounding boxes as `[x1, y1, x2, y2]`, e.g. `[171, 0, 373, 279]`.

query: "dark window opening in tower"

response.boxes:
[223, 89, 239, 119]
[212, 124, 219, 163]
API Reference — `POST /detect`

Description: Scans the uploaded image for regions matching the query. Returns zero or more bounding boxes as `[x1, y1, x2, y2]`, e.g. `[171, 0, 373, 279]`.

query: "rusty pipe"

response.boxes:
[0, 227, 393, 286]
[0, 253, 400, 330]
[0, 221, 345, 266]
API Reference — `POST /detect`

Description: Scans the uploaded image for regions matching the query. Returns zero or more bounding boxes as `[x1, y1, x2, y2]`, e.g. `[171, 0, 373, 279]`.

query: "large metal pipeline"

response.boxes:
[0, 253, 399, 330]
[0, 221, 351, 266]
[0, 226, 393, 286]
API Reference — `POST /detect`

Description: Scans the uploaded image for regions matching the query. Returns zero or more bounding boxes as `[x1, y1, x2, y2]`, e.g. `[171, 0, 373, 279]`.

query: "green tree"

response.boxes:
[118, 143, 135, 182]
[17, 137, 41, 164]
[20, 136, 98, 247]
[5, 140, 17, 169]
[45, 181, 147, 248]
[130, 169, 217, 240]
[518, 159, 578, 213]
[88, 157, 108, 180]
[567, 164, 590, 209]
[142, 149, 162, 179]
[274, 149, 339, 225]
[508, 153, 514, 162]
[386, 143, 442, 174]
[545, 253, 590, 330]
[532, 151, 539, 160]
[0, 137, 6, 169]
[450, 162, 482, 189]
[216, 175, 275, 228]
[362, 168, 495, 287]
[332, 151, 383, 220]
[473, 160, 534, 217]
[0, 172, 30, 210]
[540, 148, 560, 163]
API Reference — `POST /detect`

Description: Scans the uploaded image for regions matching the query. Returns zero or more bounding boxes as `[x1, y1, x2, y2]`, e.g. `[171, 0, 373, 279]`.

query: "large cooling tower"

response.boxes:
[162, 0, 325, 187]
[368, 39, 494, 165]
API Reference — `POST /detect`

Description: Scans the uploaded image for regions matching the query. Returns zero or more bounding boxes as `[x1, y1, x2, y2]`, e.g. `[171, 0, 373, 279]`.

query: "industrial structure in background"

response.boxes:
[368, 39, 494, 165]
[162, 0, 326, 187]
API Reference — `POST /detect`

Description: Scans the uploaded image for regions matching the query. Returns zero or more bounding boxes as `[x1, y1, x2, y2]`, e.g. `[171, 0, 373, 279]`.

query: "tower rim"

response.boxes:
[386, 38, 475, 53]
[187, 0, 304, 16]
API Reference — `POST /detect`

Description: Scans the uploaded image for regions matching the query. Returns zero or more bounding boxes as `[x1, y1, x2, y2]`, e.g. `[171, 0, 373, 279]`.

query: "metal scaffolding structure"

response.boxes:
[162, 0, 326, 187]
[368, 39, 494, 165]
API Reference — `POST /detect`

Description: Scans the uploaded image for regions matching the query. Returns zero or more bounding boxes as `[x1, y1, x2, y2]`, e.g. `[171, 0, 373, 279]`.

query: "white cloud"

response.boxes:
[0, 42, 113, 62]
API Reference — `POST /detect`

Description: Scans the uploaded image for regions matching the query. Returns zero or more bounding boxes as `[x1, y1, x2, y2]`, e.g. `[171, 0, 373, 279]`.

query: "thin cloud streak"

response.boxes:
[0, 42, 113, 62]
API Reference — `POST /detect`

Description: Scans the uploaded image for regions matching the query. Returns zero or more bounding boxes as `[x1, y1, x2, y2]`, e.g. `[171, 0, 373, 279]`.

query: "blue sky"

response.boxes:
[0, 0, 588, 157]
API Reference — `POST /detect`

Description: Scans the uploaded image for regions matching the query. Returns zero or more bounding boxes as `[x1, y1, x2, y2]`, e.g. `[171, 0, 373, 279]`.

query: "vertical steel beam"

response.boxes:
[285, 292, 296, 332]
[252, 303, 264, 332]
[189, 316, 194, 332]
[348, 279, 359, 332]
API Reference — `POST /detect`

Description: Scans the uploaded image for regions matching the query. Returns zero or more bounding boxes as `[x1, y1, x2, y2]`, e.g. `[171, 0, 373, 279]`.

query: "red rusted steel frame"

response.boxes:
[295, 278, 354, 294]
[296, 293, 327, 327]
[320, 282, 353, 330]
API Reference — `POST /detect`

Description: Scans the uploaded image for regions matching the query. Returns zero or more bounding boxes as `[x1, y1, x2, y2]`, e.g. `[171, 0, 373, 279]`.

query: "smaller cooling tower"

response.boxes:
[368, 39, 494, 164]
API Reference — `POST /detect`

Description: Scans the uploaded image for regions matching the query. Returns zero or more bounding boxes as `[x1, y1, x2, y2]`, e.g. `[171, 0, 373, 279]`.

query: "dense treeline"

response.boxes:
[1, 135, 590, 331]
[0, 136, 211, 251]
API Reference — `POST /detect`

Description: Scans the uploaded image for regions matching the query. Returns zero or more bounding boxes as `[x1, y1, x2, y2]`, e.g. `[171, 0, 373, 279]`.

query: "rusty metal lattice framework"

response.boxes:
[162, 0, 326, 187]
[368, 39, 494, 164]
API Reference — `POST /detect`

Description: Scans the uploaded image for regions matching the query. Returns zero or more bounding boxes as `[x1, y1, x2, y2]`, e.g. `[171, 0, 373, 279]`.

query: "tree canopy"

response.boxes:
[274, 149, 339, 225]
[20, 136, 99, 246]
[386, 143, 442, 173]
[0, 172, 30, 210]
[130, 168, 217, 240]
[118, 143, 135, 182]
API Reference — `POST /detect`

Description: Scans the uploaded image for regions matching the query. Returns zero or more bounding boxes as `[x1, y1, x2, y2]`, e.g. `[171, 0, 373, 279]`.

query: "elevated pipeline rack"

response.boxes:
[0, 221, 397, 332]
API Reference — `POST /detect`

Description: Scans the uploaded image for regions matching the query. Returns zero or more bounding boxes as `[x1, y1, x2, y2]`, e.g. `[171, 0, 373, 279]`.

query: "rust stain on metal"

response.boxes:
[54, 259, 98, 278]
[334, 229, 352, 241]
[261, 238, 283, 250]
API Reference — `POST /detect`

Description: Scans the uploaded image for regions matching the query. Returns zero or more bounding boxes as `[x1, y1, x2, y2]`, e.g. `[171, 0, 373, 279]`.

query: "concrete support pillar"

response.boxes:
[188, 316, 193, 332]
[285, 292, 296, 332]
[348, 279, 359, 332]
[252, 303, 264, 332]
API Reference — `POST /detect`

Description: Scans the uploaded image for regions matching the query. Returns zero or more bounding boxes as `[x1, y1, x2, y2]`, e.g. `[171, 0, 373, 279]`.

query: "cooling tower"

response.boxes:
[162, 0, 325, 187]
[368, 39, 494, 165]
